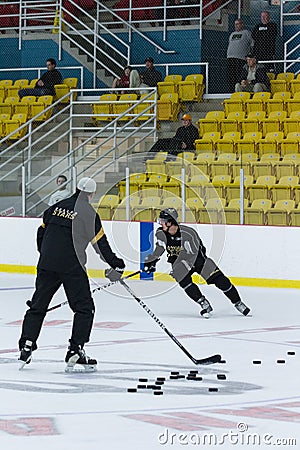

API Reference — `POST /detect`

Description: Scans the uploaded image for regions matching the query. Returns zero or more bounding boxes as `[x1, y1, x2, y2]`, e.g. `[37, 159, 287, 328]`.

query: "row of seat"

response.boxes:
[93, 193, 300, 226]
[194, 131, 300, 156]
[0, 113, 28, 140]
[0, 78, 78, 103]
[199, 109, 300, 137]
[157, 74, 205, 103]
[0, 96, 53, 121]
[223, 91, 300, 116]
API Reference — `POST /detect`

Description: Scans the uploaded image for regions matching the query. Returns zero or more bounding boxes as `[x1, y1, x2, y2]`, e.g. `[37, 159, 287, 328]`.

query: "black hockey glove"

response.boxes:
[143, 257, 159, 274]
[105, 267, 124, 282]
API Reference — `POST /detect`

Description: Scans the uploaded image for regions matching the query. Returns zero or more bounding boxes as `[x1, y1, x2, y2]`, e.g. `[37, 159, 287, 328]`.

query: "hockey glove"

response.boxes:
[143, 257, 159, 274]
[105, 267, 124, 282]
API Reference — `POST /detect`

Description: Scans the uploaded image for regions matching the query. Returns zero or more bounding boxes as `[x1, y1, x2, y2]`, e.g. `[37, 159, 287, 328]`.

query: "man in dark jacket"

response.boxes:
[148, 113, 199, 157]
[252, 11, 277, 72]
[235, 53, 270, 93]
[140, 57, 162, 87]
[18, 177, 125, 372]
[18, 58, 62, 99]
[143, 208, 250, 318]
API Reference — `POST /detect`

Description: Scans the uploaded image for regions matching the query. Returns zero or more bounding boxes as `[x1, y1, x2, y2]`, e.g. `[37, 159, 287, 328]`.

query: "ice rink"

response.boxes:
[0, 272, 299, 449]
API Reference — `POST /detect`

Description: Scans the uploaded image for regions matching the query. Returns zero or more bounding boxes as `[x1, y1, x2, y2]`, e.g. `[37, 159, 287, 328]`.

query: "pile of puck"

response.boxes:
[127, 369, 227, 394]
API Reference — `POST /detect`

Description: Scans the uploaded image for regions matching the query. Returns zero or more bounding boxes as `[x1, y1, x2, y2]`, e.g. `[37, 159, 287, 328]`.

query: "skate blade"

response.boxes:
[200, 311, 212, 319]
[65, 364, 97, 373]
[18, 357, 31, 371]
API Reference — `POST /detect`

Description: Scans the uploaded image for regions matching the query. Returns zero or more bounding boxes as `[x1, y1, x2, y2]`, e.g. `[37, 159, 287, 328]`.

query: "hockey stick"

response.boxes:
[26, 270, 141, 313]
[119, 279, 222, 365]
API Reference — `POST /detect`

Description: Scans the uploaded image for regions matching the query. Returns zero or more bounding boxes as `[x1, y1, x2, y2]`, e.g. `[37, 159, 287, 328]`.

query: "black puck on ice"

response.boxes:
[156, 377, 166, 381]
[170, 375, 179, 379]
[147, 385, 157, 389]
[171, 371, 179, 375]
[208, 387, 218, 392]
[152, 386, 161, 390]
[139, 378, 148, 382]
[187, 376, 203, 381]
[155, 381, 164, 385]
[277, 359, 285, 364]
[217, 374, 226, 380]
[127, 388, 137, 392]
[287, 351, 295, 356]
[137, 385, 147, 389]
[253, 360, 262, 364]
[154, 391, 163, 395]
[189, 370, 198, 374]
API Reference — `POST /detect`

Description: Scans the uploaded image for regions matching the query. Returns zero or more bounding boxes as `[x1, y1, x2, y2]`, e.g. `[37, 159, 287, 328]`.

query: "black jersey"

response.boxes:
[37, 191, 121, 273]
[151, 224, 207, 270]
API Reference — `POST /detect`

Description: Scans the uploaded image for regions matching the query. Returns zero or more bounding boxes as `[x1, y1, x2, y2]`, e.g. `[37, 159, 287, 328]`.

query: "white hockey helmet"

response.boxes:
[77, 177, 97, 193]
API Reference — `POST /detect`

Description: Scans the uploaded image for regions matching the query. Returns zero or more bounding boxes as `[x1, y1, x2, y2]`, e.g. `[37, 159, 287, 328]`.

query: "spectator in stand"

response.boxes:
[112, 66, 132, 93]
[18, 58, 62, 99]
[48, 175, 71, 206]
[149, 113, 198, 157]
[140, 57, 162, 87]
[235, 53, 270, 93]
[252, 10, 277, 72]
[226, 18, 253, 92]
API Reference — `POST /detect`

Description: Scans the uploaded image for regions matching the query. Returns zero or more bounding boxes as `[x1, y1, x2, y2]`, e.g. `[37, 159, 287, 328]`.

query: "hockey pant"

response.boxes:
[19, 267, 95, 351]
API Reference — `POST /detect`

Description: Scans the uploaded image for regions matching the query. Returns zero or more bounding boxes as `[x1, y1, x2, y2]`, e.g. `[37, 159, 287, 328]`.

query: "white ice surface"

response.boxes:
[0, 273, 299, 449]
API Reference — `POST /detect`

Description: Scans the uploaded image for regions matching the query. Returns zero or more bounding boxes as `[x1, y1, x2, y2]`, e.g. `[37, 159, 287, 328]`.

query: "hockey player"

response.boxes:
[143, 208, 250, 318]
[18, 177, 125, 372]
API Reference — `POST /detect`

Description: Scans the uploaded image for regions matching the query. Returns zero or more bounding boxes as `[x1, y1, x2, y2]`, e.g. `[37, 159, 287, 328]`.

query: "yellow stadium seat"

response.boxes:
[225, 175, 254, 202]
[117, 173, 147, 199]
[236, 131, 262, 155]
[257, 131, 284, 157]
[132, 196, 162, 222]
[260, 110, 287, 137]
[216, 131, 241, 154]
[198, 110, 225, 136]
[240, 110, 266, 134]
[14, 95, 36, 118]
[198, 197, 226, 224]
[157, 75, 182, 97]
[157, 93, 180, 121]
[270, 79, 288, 95]
[266, 199, 295, 226]
[92, 94, 117, 124]
[271, 175, 298, 202]
[280, 132, 300, 156]
[286, 92, 300, 115]
[282, 111, 300, 136]
[219, 111, 245, 135]
[6, 79, 29, 98]
[96, 194, 119, 220]
[186, 173, 210, 200]
[244, 92, 271, 115]
[178, 74, 205, 102]
[244, 198, 271, 225]
[224, 198, 248, 224]
[3, 113, 28, 140]
[195, 131, 220, 154]
[210, 153, 236, 178]
[55, 77, 78, 102]
[246, 175, 276, 202]
[273, 160, 296, 179]
[223, 92, 251, 116]
[290, 79, 300, 96]
[266, 91, 291, 115]
[114, 93, 138, 121]
[211, 174, 231, 198]
[112, 195, 141, 221]
[190, 152, 215, 178]
[145, 159, 167, 176]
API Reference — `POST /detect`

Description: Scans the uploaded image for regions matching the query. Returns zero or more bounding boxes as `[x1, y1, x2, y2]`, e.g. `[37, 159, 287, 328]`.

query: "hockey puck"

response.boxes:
[187, 376, 203, 381]
[208, 387, 218, 392]
[139, 378, 148, 382]
[156, 377, 165, 381]
[154, 391, 163, 395]
[155, 381, 164, 385]
[287, 351, 295, 356]
[170, 375, 179, 379]
[170, 371, 179, 375]
[217, 374, 226, 380]
[147, 385, 157, 389]
[127, 388, 137, 393]
[277, 359, 285, 364]
[253, 360, 262, 364]
[177, 375, 185, 379]
[189, 370, 198, 374]
[152, 386, 161, 390]
[137, 385, 147, 389]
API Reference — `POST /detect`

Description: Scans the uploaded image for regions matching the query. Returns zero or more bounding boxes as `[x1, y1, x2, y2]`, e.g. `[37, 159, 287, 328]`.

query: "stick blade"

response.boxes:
[194, 354, 222, 365]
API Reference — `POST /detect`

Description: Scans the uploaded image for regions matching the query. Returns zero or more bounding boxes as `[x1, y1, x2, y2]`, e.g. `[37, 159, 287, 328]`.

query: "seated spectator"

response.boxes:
[140, 57, 162, 87]
[18, 58, 62, 99]
[48, 175, 71, 206]
[112, 66, 132, 93]
[235, 53, 270, 93]
[149, 113, 198, 157]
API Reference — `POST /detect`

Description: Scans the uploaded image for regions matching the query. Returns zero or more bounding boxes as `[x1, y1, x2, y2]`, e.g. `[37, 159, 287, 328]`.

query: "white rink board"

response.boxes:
[0, 217, 300, 282]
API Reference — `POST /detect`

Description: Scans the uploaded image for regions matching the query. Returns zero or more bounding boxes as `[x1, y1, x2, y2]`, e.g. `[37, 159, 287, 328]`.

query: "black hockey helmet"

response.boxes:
[159, 207, 179, 224]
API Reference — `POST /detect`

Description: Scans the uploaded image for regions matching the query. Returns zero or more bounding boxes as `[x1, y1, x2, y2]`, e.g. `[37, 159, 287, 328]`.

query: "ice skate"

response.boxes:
[234, 300, 250, 316]
[65, 346, 97, 373]
[18, 340, 33, 370]
[198, 296, 213, 318]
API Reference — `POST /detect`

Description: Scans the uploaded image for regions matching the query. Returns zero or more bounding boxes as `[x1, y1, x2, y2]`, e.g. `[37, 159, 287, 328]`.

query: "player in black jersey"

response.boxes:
[143, 208, 250, 318]
[18, 177, 125, 371]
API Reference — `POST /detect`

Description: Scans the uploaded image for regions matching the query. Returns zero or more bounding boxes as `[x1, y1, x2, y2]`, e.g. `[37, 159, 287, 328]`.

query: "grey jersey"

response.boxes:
[227, 29, 253, 60]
